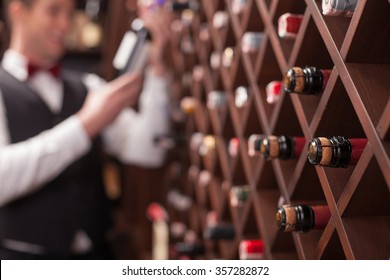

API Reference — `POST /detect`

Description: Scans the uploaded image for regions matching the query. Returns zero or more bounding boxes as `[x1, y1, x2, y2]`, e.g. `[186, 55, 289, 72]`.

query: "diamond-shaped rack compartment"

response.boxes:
[220, 109, 236, 181]
[377, 102, 390, 173]
[246, 0, 266, 32]
[231, 149, 248, 186]
[202, 136, 225, 178]
[307, 0, 354, 51]
[288, 160, 325, 203]
[229, 58, 252, 129]
[212, 180, 238, 259]
[269, 91, 305, 189]
[270, 0, 307, 66]
[238, 0, 265, 72]
[340, 157, 390, 260]
[311, 77, 367, 202]
[287, 14, 334, 128]
[272, 89, 328, 260]
[185, 166, 202, 234]
[255, 38, 284, 123]
[191, 70, 211, 135]
[238, 201, 265, 259]
[219, 23, 238, 88]
[228, 0, 263, 39]
[318, 230, 347, 260]
[254, 159, 297, 259]
[242, 97, 265, 178]
[223, 180, 250, 228]
[194, 20, 213, 66]
[341, 0, 390, 65]
[280, 157, 328, 259]
[338, 0, 390, 186]
[257, 0, 272, 11]
[344, 64, 390, 130]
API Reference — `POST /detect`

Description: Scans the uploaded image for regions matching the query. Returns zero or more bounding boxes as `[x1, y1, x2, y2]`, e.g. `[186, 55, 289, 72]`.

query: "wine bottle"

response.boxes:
[203, 224, 236, 240]
[232, 0, 248, 16]
[230, 185, 250, 207]
[260, 135, 306, 160]
[228, 137, 240, 158]
[322, 0, 357, 17]
[235, 86, 250, 108]
[113, 18, 152, 74]
[248, 134, 266, 157]
[283, 66, 332, 95]
[308, 136, 367, 167]
[278, 13, 304, 39]
[266, 81, 282, 104]
[241, 32, 264, 54]
[276, 204, 331, 232]
[222, 47, 234, 68]
[239, 239, 264, 260]
[175, 242, 205, 257]
[207, 91, 227, 109]
[180, 96, 198, 114]
[167, 0, 200, 12]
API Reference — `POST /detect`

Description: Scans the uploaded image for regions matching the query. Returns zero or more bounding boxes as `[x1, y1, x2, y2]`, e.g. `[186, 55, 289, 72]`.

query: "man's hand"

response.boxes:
[77, 73, 143, 138]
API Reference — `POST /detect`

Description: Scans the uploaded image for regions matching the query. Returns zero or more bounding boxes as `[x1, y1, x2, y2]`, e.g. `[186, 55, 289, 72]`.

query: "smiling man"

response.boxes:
[0, 0, 171, 259]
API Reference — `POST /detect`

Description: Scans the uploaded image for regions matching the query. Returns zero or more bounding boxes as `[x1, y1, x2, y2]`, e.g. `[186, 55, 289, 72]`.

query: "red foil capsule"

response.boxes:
[312, 205, 332, 229]
[239, 240, 264, 260]
[228, 137, 240, 157]
[349, 138, 368, 165]
[266, 81, 282, 104]
[278, 13, 304, 39]
[292, 137, 306, 158]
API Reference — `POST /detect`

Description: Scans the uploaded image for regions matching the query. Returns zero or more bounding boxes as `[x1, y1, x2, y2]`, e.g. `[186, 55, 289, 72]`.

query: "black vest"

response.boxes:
[0, 67, 111, 256]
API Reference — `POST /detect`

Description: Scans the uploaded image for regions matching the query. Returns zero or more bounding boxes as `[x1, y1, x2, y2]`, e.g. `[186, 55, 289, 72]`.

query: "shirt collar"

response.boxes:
[1, 49, 30, 82]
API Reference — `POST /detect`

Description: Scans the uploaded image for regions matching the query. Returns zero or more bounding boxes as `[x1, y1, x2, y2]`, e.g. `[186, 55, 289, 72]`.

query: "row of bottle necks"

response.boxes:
[177, 0, 357, 54]
[170, 203, 331, 259]
[180, 133, 368, 168]
[181, 64, 334, 114]
[176, 3, 357, 94]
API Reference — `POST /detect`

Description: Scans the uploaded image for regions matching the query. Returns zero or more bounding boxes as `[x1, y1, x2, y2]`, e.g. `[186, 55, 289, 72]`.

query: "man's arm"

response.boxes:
[100, 69, 171, 168]
[0, 73, 142, 206]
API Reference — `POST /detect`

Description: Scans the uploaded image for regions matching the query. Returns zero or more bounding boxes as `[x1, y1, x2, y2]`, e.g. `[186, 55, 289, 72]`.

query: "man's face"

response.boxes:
[20, 0, 74, 62]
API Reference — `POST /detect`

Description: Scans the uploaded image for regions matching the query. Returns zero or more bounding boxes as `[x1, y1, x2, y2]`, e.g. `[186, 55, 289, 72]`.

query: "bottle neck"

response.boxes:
[262, 135, 303, 159]
[276, 205, 315, 232]
[308, 136, 367, 168]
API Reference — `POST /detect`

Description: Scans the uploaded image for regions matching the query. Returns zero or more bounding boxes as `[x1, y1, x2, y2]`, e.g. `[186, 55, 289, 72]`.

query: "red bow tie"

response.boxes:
[27, 62, 61, 79]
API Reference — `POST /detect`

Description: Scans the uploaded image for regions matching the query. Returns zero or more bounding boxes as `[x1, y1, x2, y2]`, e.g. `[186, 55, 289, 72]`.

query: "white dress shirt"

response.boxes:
[0, 49, 171, 208]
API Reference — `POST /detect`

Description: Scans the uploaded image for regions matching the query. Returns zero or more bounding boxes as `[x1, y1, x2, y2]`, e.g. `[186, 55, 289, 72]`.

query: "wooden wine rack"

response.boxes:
[168, 0, 390, 260]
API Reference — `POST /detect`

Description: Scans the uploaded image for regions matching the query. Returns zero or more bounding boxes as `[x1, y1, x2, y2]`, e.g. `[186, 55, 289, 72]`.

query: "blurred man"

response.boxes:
[0, 0, 171, 259]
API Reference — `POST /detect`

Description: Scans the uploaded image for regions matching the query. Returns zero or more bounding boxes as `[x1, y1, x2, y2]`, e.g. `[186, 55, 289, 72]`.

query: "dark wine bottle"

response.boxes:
[260, 135, 306, 160]
[276, 204, 331, 232]
[284, 66, 331, 95]
[308, 136, 367, 167]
